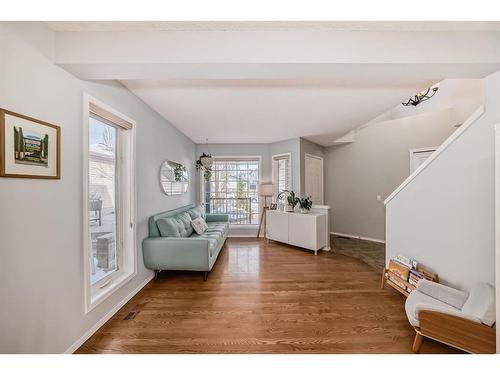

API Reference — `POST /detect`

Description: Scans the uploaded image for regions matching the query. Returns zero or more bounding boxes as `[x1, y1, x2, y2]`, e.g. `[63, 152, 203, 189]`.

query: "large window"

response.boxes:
[272, 153, 291, 202]
[84, 95, 136, 313]
[203, 157, 260, 225]
[88, 116, 118, 285]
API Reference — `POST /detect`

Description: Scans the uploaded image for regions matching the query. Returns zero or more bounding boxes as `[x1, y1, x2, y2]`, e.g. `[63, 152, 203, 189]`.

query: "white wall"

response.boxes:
[324, 80, 484, 241]
[365, 79, 484, 127]
[0, 23, 196, 353]
[385, 70, 500, 290]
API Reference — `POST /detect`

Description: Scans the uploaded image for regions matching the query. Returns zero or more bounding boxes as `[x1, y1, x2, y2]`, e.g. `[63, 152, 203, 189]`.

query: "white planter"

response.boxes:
[285, 205, 295, 212]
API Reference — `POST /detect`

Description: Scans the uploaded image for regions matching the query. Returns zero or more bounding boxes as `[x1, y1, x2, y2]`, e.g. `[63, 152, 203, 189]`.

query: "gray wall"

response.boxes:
[386, 71, 500, 290]
[270, 138, 301, 192]
[324, 108, 461, 241]
[0, 23, 196, 353]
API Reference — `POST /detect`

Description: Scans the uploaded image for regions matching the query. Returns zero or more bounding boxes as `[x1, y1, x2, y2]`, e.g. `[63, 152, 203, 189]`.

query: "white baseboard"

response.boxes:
[63, 273, 154, 354]
[228, 234, 264, 238]
[330, 231, 385, 244]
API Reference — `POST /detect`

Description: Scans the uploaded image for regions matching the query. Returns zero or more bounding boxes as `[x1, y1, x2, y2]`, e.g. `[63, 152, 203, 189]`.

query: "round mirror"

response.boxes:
[160, 160, 189, 195]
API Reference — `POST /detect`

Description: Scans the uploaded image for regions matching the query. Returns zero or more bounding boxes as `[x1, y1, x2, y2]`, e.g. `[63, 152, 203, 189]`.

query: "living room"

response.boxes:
[1, 1, 500, 373]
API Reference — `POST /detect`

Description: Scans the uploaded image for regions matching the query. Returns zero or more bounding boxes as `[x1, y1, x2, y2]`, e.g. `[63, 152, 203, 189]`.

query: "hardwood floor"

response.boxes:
[76, 238, 459, 354]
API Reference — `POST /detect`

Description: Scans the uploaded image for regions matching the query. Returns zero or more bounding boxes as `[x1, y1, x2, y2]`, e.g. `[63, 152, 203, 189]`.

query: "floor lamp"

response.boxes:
[257, 183, 274, 239]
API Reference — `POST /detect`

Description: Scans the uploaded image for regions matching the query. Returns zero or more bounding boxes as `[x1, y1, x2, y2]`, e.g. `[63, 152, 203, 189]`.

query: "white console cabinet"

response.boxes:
[266, 210, 327, 255]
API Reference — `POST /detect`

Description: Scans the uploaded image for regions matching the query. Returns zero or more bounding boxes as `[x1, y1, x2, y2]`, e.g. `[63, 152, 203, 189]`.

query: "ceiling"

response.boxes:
[46, 21, 500, 32]
[46, 21, 500, 146]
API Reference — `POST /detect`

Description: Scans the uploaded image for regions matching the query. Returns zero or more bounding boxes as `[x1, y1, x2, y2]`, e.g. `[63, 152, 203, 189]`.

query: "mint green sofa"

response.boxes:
[142, 204, 229, 281]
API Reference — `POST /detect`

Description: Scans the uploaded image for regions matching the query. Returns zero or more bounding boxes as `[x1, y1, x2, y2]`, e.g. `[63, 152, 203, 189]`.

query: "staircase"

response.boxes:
[384, 70, 500, 291]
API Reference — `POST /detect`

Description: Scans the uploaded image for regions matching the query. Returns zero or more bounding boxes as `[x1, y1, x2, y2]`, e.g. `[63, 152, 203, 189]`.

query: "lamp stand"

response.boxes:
[257, 196, 270, 239]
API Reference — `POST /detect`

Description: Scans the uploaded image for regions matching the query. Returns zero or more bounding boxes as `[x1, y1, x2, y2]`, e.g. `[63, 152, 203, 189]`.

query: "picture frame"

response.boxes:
[0, 108, 61, 179]
[269, 203, 277, 210]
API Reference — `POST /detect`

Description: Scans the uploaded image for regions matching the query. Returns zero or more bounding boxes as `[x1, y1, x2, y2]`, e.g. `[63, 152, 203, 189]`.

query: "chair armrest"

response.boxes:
[206, 214, 229, 222]
[415, 303, 482, 324]
[417, 280, 469, 309]
[142, 237, 210, 270]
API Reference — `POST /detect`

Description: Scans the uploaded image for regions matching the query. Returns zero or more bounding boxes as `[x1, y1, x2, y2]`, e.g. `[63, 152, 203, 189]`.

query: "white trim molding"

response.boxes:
[82, 93, 137, 313]
[495, 123, 500, 353]
[64, 274, 154, 354]
[330, 231, 386, 244]
[384, 105, 485, 205]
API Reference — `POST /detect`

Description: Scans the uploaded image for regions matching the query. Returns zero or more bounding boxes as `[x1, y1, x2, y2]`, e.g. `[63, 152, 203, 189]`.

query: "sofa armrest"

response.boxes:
[415, 303, 482, 324]
[206, 214, 229, 222]
[142, 237, 210, 271]
[417, 280, 469, 309]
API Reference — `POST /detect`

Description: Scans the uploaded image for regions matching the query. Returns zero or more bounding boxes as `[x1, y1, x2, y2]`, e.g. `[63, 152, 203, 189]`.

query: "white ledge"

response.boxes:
[311, 204, 330, 209]
[384, 105, 485, 205]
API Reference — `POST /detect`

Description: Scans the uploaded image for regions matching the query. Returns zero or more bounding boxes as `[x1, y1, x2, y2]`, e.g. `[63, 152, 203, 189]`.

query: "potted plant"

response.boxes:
[286, 190, 299, 212]
[298, 196, 313, 214]
[196, 153, 213, 182]
[173, 164, 186, 182]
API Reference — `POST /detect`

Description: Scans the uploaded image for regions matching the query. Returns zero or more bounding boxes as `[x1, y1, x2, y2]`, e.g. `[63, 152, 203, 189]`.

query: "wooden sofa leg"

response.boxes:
[204, 271, 208, 281]
[412, 332, 424, 353]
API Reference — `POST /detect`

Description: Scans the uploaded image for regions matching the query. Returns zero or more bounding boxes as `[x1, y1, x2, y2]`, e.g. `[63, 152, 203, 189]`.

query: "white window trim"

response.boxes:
[200, 155, 262, 226]
[272, 152, 292, 197]
[82, 93, 137, 313]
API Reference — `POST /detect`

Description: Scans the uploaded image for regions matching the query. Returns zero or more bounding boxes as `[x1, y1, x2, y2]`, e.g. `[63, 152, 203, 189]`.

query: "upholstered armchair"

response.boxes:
[405, 280, 496, 353]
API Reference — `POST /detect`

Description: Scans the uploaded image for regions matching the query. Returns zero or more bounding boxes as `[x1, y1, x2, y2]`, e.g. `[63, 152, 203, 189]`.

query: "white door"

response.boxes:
[305, 154, 324, 205]
[409, 147, 436, 174]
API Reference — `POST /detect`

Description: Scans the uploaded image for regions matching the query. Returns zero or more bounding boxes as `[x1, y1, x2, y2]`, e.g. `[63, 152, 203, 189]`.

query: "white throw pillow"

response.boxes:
[191, 217, 208, 235]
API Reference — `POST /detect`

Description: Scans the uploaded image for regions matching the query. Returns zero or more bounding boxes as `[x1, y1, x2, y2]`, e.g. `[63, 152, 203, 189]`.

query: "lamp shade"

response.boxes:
[258, 183, 274, 197]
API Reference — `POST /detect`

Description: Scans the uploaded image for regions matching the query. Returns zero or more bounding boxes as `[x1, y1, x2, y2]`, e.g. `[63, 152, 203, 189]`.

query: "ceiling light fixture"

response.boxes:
[402, 85, 439, 107]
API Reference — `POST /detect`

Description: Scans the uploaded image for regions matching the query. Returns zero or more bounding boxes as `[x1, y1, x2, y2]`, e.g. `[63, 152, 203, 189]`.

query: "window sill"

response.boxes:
[86, 270, 136, 314]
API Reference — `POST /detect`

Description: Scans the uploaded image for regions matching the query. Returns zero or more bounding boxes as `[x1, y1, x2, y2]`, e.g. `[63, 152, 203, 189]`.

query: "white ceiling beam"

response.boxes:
[54, 30, 500, 65]
[58, 61, 500, 83]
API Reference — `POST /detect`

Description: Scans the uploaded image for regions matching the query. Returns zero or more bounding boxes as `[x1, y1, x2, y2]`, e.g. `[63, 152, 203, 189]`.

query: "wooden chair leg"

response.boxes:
[412, 331, 424, 353]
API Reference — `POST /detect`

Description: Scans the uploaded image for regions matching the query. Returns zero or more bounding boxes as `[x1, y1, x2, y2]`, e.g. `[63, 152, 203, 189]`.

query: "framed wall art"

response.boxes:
[0, 108, 60, 179]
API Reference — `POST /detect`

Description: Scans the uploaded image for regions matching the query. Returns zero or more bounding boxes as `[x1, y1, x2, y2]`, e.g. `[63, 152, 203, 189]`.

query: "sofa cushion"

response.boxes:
[405, 290, 459, 327]
[187, 205, 206, 221]
[461, 283, 496, 326]
[190, 232, 221, 257]
[191, 217, 208, 234]
[157, 212, 193, 238]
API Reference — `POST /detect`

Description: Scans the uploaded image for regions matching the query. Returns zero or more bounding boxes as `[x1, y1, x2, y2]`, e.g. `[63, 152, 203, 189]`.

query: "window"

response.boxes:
[83, 95, 136, 313]
[272, 153, 291, 202]
[203, 157, 260, 225]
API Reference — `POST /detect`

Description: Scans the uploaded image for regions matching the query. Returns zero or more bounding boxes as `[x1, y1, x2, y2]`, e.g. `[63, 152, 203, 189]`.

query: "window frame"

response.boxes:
[82, 94, 137, 313]
[272, 152, 292, 198]
[200, 155, 262, 227]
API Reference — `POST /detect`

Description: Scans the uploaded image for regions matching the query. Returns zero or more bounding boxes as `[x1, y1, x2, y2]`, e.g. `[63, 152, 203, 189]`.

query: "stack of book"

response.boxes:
[387, 259, 411, 292]
[383, 254, 439, 296]
[387, 255, 418, 292]
[408, 268, 435, 287]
